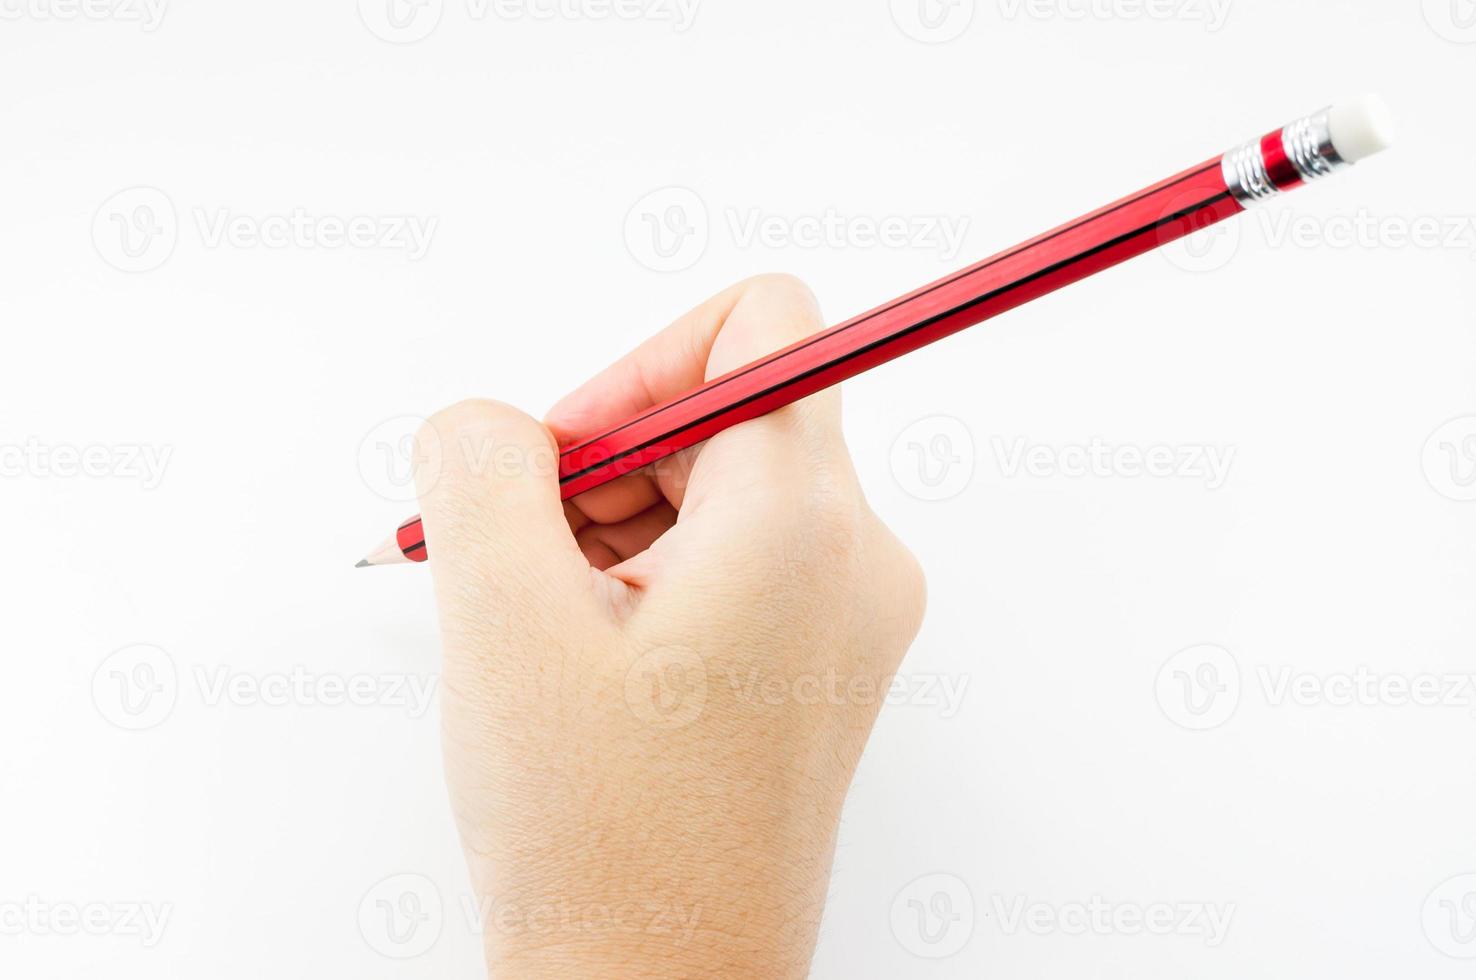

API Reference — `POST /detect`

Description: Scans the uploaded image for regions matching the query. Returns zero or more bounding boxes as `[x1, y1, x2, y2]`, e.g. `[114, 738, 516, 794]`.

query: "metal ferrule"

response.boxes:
[1221, 138, 1279, 206]
[1221, 106, 1349, 207]
[1280, 107, 1348, 182]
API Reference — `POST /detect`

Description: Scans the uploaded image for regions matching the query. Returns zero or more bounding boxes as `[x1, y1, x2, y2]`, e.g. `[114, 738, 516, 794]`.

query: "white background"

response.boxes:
[3, 0, 1475, 976]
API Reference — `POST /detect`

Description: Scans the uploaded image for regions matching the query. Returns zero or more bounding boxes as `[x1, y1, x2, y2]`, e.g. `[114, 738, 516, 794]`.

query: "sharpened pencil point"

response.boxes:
[356, 533, 411, 568]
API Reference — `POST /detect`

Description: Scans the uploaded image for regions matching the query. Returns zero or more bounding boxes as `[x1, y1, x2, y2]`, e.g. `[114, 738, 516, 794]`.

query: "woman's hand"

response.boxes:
[416, 274, 927, 978]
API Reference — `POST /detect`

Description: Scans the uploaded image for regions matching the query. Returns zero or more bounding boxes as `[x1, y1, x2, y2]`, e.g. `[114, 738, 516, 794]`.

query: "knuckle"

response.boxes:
[423, 400, 556, 476]
[746, 270, 814, 300]
[895, 541, 928, 631]
[743, 272, 821, 319]
[876, 527, 928, 640]
[424, 397, 492, 436]
[426, 398, 536, 444]
[420, 399, 495, 463]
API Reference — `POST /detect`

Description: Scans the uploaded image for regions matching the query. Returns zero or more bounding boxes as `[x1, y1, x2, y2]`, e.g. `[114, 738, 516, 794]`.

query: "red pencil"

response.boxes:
[359, 98, 1394, 567]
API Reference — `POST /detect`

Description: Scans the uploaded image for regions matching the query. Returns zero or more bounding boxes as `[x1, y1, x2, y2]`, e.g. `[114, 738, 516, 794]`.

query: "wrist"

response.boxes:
[464, 795, 844, 979]
[474, 874, 829, 980]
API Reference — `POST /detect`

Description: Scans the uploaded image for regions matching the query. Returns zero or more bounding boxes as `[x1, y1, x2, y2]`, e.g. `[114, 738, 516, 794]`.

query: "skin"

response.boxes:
[415, 274, 927, 978]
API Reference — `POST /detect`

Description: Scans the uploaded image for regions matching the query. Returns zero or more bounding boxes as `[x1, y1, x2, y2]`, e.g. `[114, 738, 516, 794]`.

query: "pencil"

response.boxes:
[359, 97, 1395, 567]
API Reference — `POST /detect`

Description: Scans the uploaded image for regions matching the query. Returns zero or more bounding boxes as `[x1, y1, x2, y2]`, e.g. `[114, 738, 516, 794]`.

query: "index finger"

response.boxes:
[544, 275, 795, 519]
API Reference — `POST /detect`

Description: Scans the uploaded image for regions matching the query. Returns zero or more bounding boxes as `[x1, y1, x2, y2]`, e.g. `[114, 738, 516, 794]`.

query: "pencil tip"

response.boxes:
[356, 532, 412, 568]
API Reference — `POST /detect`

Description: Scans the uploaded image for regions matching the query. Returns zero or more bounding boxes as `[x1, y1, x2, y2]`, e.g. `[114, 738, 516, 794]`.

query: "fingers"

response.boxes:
[544, 280, 753, 517]
[415, 399, 597, 635]
[546, 273, 829, 432]
[560, 471, 664, 526]
[573, 500, 678, 571]
[675, 275, 852, 515]
[544, 279, 754, 443]
[547, 274, 846, 518]
[700, 272, 826, 380]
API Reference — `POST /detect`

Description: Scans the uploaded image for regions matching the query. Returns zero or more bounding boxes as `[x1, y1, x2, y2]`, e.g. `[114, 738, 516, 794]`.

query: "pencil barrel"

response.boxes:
[390, 100, 1389, 564]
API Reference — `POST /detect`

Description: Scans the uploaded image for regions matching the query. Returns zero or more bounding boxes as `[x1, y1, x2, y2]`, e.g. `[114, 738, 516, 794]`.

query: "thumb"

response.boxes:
[415, 399, 596, 636]
[682, 274, 854, 511]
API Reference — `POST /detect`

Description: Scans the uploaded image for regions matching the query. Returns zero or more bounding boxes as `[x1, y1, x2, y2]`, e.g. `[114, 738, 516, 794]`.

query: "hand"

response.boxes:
[415, 274, 927, 978]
